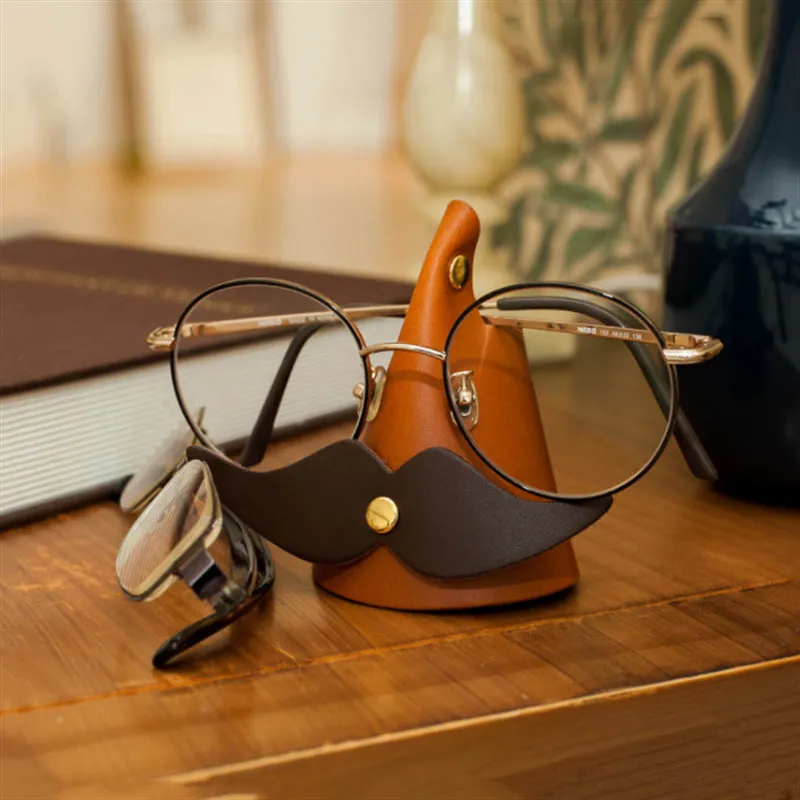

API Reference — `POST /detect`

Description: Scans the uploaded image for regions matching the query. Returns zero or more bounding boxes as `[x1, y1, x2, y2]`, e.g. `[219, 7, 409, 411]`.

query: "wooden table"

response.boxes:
[2, 162, 799, 799]
[3, 406, 799, 797]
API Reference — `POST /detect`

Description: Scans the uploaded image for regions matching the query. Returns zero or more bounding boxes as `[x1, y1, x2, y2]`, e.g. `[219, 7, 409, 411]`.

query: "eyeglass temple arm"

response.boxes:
[152, 509, 274, 668]
[495, 297, 717, 482]
[148, 305, 408, 349]
[239, 323, 323, 468]
[149, 303, 718, 360]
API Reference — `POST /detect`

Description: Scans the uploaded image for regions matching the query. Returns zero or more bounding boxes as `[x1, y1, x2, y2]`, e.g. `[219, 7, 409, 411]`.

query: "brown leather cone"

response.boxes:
[313, 200, 579, 609]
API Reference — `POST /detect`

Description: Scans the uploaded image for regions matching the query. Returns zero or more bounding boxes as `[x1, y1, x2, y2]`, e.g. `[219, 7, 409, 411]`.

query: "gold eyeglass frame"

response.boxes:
[146, 278, 723, 502]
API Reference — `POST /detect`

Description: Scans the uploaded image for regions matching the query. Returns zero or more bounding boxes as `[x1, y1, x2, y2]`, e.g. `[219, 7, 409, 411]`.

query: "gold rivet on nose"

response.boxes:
[449, 255, 470, 289]
[365, 496, 398, 534]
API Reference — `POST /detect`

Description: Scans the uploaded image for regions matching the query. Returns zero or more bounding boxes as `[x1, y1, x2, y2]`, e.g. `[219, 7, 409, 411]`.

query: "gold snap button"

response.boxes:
[365, 496, 399, 534]
[449, 255, 470, 289]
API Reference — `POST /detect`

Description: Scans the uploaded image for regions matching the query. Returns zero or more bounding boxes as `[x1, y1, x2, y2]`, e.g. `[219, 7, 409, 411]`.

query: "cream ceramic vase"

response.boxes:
[402, 0, 524, 195]
[402, 2, 575, 360]
[402, 0, 525, 294]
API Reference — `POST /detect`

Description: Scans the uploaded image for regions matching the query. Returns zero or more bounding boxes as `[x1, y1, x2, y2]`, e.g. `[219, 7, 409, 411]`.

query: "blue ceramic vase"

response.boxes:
[663, 0, 800, 505]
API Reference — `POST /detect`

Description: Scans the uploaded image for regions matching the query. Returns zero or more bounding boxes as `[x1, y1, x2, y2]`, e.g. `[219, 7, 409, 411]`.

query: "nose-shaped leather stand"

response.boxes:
[314, 200, 582, 610]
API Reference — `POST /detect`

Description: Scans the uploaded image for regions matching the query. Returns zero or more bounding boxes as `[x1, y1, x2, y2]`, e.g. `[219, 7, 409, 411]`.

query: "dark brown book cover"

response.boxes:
[0, 236, 413, 396]
[0, 236, 413, 528]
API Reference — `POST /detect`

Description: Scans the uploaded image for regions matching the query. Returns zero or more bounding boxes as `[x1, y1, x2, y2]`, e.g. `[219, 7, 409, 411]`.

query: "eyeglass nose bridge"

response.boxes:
[353, 343, 447, 422]
[354, 342, 479, 428]
[359, 342, 446, 361]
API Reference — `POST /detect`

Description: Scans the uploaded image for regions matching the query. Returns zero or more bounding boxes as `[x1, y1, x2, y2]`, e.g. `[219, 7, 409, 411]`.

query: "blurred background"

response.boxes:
[0, 0, 769, 287]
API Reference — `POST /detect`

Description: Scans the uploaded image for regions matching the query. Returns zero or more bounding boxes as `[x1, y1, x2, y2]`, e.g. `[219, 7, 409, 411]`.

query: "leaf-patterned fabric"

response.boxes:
[494, 0, 770, 281]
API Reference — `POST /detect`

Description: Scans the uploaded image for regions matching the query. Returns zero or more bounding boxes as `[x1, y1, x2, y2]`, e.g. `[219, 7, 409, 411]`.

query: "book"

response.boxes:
[0, 236, 412, 528]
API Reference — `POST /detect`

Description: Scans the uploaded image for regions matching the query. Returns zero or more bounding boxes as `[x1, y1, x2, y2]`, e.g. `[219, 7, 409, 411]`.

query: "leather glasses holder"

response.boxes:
[314, 200, 581, 610]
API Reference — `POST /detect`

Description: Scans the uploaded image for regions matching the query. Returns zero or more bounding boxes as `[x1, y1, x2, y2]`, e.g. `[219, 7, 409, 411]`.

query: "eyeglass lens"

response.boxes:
[172, 282, 402, 469]
[446, 286, 673, 497]
[119, 419, 198, 513]
[116, 460, 215, 597]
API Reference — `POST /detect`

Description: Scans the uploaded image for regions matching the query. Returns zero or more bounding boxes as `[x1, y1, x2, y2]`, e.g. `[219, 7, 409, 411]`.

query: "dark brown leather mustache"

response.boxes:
[187, 440, 611, 579]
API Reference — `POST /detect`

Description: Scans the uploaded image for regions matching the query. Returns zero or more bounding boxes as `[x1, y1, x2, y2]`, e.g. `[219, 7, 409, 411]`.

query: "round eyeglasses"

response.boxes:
[146, 278, 722, 502]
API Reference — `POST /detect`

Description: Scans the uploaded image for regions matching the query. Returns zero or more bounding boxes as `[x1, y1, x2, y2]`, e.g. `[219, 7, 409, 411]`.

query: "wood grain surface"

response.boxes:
[2, 164, 799, 799]
[2, 416, 799, 798]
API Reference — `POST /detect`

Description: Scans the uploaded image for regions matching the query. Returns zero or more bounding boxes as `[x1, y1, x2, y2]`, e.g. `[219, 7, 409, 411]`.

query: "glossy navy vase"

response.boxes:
[663, 0, 800, 505]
